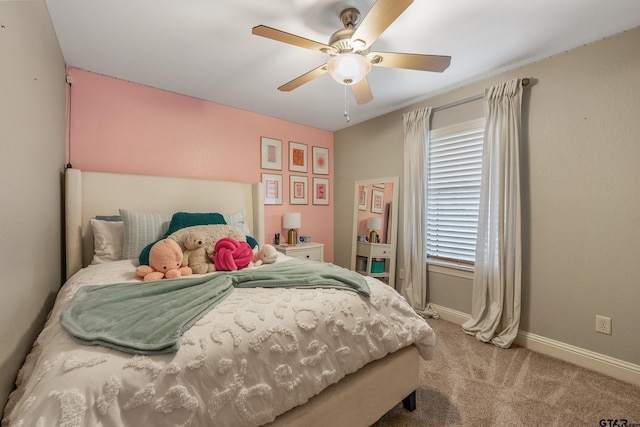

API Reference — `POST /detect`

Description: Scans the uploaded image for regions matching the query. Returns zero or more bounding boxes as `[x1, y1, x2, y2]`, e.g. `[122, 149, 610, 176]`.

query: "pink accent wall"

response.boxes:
[67, 68, 334, 261]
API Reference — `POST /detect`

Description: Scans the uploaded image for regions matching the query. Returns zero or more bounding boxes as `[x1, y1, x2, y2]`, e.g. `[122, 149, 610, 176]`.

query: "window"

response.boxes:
[426, 118, 484, 266]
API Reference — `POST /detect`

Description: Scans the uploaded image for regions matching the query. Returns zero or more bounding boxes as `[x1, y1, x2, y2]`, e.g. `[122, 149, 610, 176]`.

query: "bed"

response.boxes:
[2, 168, 435, 426]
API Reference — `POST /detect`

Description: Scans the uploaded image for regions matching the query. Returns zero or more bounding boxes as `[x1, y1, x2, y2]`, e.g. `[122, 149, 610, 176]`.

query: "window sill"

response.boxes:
[427, 259, 474, 280]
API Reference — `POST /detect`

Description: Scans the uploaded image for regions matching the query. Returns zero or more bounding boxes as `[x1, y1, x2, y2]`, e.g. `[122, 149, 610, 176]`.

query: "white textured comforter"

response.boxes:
[3, 256, 436, 427]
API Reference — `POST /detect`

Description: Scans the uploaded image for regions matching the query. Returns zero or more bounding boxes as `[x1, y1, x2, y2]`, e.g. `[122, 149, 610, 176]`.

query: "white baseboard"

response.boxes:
[429, 304, 471, 325]
[429, 303, 640, 387]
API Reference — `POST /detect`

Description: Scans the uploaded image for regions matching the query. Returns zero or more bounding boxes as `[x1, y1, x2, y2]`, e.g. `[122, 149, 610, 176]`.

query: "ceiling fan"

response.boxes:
[252, 0, 451, 105]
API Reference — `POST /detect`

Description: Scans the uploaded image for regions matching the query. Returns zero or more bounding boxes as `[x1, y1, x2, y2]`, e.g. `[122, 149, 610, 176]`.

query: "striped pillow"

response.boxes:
[119, 209, 172, 260]
[223, 210, 251, 235]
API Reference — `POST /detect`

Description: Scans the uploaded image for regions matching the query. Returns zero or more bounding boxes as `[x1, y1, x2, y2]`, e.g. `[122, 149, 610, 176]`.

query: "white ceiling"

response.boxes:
[46, 0, 640, 131]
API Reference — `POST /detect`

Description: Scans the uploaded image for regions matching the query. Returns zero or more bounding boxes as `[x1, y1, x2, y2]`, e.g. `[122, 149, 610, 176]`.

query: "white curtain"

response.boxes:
[402, 107, 439, 319]
[462, 78, 523, 348]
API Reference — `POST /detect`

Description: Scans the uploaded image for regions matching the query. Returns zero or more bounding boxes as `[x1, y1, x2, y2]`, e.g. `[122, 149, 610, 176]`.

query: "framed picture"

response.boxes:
[289, 175, 308, 205]
[358, 185, 368, 211]
[261, 173, 282, 205]
[312, 146, 329, 175]
[312, 177, 329, 205]
[371, 189, 384, 214]
[261, 137, 282, 170]
[288, 141, 308, 172]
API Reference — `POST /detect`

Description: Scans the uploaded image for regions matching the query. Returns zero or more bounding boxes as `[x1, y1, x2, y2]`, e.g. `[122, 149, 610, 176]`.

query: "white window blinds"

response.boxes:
[426, 119, 484, 264]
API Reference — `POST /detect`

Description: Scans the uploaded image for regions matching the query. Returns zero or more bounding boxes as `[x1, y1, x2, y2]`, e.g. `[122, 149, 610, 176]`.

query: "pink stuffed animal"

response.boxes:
[135, 239, 193, 282]
[212, 237, 253, 271]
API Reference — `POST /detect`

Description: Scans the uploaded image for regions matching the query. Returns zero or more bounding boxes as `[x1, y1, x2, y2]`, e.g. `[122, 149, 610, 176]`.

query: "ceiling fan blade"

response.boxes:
[252, 25, 334, 54]
[351, 0, 413, 48]
[351, 78, 373, 105]
[278, 64, 328, 92]
[370, 51, 451, 72]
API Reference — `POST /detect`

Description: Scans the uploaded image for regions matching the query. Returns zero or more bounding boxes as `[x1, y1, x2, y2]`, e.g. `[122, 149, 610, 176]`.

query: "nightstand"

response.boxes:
[274, 242, 324, 262]
[355, 242, 393, 285]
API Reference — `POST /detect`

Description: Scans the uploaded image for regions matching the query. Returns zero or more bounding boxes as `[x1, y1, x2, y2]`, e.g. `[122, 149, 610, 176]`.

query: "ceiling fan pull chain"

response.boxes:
[344, 84, 350, 123]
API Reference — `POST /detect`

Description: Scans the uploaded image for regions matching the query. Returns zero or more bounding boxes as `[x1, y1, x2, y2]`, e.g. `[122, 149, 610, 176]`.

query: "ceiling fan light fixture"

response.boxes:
[352, 39, 366, 49]
[327, 53, 372, 85]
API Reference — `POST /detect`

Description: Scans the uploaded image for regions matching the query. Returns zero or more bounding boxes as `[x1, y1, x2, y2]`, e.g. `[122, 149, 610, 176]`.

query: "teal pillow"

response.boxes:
[246, 235, 258, 249]
[138, 212, 226, 265]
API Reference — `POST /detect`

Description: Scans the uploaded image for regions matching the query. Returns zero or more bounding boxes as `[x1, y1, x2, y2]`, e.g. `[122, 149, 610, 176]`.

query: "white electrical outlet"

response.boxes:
[595, 315, 612, 335]
[399, 269, 405, 279]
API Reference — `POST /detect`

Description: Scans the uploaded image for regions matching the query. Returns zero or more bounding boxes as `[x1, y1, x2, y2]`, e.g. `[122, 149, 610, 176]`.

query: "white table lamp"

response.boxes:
[367, 217, 382, 243]
[283, 212, 302, 245]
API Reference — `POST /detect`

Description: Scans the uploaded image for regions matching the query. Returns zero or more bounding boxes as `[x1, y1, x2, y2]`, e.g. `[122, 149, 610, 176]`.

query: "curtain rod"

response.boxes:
[433, 78, 530, 112]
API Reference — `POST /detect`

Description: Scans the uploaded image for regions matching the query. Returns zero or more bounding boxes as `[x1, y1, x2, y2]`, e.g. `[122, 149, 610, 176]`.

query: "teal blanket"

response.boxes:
[60, 259, 369, 354]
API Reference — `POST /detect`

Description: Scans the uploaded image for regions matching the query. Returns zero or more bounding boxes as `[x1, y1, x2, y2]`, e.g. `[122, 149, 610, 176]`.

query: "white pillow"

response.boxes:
[223, 210, 251, 235]
[90, 219, 124, 264]
[119, 209, 172, 260]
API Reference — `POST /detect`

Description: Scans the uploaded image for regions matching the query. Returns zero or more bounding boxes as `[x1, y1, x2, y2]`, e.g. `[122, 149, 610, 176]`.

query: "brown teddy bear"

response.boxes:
[182, 231, 217, 274]
[135, 239, 193, 282]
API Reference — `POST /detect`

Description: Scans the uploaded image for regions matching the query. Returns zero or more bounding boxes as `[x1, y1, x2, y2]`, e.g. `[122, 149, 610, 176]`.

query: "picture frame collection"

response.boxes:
[260, 137, 330, 206]
[359, 184, 389, 214]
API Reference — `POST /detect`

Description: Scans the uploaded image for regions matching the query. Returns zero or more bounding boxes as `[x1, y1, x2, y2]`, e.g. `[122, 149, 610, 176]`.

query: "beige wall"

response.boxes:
[0, 1, 66, 412]
[334, 27, 640, 365]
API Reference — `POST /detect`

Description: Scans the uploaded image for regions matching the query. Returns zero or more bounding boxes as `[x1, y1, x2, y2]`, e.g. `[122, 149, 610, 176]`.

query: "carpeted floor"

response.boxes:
[372, 318, 640, 426]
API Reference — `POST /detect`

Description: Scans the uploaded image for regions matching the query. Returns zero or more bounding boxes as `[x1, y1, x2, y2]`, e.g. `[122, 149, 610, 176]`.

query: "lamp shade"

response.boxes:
[283, 212, 302, 229]
[327, 53, 372, 85]
[367, 217, 382, 230]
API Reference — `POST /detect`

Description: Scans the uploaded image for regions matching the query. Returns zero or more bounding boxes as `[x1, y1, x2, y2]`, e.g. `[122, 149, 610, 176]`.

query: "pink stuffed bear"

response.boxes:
[135, 239, 193, 282]
[212, 237, 253, 271]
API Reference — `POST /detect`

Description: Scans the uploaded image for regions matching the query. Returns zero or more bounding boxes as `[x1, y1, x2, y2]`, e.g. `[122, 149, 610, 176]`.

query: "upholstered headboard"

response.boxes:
[64, 168, 264, 279]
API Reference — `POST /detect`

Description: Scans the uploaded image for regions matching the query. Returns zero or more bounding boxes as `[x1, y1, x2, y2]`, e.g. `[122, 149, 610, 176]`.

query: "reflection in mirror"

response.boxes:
[355, 182, 394, 244]
[351, 177, 399, 288]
